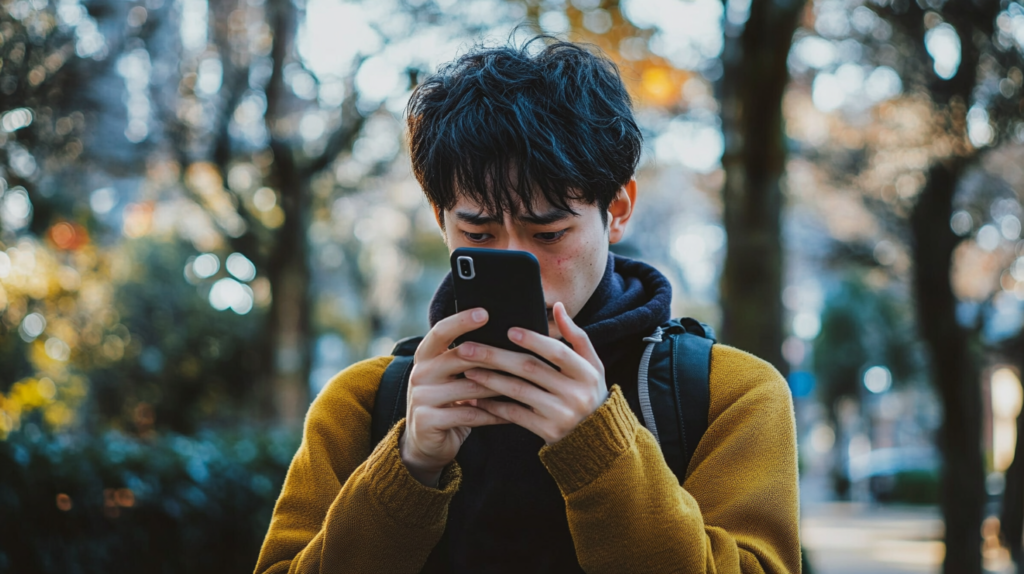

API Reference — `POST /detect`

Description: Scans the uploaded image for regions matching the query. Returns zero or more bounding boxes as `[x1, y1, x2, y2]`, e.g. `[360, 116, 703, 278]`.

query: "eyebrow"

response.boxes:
[519, 209, 572, 225]
[454, 211, 499, 226]
[454, 209, 572, 226]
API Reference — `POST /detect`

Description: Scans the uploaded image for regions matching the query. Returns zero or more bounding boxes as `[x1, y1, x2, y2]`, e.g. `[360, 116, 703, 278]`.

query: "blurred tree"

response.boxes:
[814, 274, 921, 416]
[156, 0, 533, 424]
[86, 237, 265, 434]
[812, 272, 926, 495]
[0, 0, 112, 232]
[150, 0, 371, 424]
[874, 3, 1016, 571]
[717, 0, 808, 376]
[785, 0, 1024, 571]
[0, 1, 133, 435]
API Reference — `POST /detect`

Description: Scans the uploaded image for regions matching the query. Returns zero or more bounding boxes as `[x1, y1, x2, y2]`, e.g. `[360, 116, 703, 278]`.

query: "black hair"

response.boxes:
[406, 35, 642, 225]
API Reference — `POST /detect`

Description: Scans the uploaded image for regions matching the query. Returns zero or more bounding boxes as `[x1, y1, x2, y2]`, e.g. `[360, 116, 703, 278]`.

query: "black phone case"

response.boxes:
[450, 247, 548, 352]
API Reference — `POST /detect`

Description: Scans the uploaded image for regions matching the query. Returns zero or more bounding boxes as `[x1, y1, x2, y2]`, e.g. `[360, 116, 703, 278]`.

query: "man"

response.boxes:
[255, 38, 800, 574]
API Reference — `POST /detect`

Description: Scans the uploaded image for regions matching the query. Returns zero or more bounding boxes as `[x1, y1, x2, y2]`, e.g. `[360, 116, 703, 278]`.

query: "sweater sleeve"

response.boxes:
[538, 344, 801, 574]
[253, 356, 461, 574]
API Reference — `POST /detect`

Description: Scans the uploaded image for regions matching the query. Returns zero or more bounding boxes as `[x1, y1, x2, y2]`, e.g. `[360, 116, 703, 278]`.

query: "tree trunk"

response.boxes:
[260, 0, 312, 425]
[717, 0, 805, 376]
[263, 190, 312, 425]
[910, 158, 984, 574]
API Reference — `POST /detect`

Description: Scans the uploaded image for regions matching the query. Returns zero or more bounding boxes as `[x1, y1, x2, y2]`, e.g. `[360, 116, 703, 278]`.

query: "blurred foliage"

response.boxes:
[85, 237, 266, 434]
[0, 425, 297, 574]
[881, 470, 941, 506]
[813, 272, 925, 414]
[1, 232, 265, 436]
[1, 0, 720, 430]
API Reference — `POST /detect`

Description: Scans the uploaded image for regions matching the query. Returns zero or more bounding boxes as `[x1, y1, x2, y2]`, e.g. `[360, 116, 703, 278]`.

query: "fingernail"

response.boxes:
[459, 344, 475, 357]
[472, 309, 487, 323]
[508, 328, 523, 342]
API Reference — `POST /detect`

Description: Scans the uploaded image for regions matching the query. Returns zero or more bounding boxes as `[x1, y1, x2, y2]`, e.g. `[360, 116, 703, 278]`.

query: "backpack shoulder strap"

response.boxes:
[370, 336, 423, 448]
[636, 318, 715, 480]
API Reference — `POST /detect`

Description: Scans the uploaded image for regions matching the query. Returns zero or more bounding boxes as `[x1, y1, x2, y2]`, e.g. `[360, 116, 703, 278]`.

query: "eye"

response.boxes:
[463, 231, 491, 243]
[535, 229, 567, 243]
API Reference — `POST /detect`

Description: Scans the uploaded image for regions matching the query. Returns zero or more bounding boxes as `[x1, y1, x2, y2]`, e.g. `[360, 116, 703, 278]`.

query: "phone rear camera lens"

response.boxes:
[457, 256, 474, 279]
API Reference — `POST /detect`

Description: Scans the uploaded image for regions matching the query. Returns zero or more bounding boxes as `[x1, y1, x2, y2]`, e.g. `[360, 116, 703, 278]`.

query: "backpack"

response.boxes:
[370, 318, 715, 481]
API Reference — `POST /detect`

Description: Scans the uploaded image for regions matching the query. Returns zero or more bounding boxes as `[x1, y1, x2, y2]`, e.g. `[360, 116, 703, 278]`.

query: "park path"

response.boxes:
[802, 502, 1014, 574]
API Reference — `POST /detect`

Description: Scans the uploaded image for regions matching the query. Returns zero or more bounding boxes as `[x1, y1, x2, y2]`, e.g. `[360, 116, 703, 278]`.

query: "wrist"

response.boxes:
[398, 431, 443, 487]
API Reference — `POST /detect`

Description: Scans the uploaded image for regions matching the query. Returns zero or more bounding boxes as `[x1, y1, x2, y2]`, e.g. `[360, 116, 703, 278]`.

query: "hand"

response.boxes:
[399, 308, 508, 487]
[460, 302, 608, 445]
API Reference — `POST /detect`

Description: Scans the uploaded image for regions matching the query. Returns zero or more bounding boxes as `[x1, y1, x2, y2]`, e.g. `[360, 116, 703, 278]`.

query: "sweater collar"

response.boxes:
[427, 252, 672, 363]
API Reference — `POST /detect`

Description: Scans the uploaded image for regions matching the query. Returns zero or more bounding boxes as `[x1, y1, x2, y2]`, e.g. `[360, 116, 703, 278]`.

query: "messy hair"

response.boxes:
[406, 35, 642, 223]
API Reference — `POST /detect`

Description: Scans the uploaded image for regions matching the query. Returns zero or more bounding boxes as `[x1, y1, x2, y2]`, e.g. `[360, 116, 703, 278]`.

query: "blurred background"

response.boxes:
[0, 0, 1023, 572]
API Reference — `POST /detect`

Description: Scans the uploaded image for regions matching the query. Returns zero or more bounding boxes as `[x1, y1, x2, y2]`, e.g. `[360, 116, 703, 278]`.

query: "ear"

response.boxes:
[607, 179, 637, 244]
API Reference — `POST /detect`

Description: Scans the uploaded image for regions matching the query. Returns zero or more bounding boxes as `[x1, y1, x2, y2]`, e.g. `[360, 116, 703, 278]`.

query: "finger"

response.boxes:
[410, 347, 488, 387]
[456, 342, 567, 392]
[553, 302, 601, 369]
[413, 379, 503, 407]
[476, 398, 546, 438]
[415, 308, 488, 361]
[418, 405, 509, 430]
[507, 325, 592, 382]
[464, 368, 556, 413]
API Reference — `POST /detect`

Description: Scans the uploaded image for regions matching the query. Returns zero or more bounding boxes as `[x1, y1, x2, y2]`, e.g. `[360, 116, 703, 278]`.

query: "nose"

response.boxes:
[505, 232, 529, 253]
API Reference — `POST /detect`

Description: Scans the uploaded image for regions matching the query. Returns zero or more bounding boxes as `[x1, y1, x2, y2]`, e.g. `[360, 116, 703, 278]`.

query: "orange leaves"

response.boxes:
[47, 221, 89, 251]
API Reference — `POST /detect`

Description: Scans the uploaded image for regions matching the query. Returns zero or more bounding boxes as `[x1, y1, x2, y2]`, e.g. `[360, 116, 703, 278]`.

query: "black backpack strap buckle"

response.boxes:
[637, 319, 714, 480]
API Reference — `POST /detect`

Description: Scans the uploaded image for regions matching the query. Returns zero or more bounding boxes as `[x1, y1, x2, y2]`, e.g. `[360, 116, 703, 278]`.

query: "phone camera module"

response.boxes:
[457, 256, 475, 280]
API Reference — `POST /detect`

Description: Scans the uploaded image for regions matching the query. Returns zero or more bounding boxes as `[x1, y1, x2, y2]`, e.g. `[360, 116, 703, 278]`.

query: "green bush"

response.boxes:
[0, 426, 299, 574]
[885, 470, 941, 505]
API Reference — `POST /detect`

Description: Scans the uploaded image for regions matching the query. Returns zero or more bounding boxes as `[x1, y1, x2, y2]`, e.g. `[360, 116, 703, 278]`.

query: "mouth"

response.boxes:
[546, 307, 554, 321]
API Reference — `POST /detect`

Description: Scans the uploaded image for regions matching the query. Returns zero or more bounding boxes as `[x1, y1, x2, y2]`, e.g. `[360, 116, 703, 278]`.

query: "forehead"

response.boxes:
[447, 191, 560, 217]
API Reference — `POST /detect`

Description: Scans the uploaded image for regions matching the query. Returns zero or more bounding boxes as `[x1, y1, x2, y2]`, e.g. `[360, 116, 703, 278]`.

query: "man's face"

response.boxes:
[438, 183, 635, 340]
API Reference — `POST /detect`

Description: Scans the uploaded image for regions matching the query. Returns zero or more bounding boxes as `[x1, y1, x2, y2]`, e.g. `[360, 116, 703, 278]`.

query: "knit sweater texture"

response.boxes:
[254, 345, 800, 573]
[255, 254, 800, 573]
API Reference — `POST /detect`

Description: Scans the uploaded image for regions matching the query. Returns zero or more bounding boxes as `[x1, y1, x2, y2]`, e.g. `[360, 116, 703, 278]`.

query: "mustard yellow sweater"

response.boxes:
[254, 344, 800, 574]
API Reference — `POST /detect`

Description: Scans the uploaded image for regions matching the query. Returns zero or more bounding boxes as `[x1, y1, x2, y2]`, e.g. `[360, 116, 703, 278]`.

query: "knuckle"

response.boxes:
[411, 390, 432, 411]
[506, 381, 525, 400]
[501, 405, 520, 423]
[553, 345, 570, 363]
[557, 404, 577, 424]
[409, 364, 424, 385]
[461, 408, 482, 425]
[561, 395, 581, 414]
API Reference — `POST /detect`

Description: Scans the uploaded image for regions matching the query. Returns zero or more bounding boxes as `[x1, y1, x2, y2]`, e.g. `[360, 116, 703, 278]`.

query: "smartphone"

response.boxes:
[450, 247, 549, 352]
